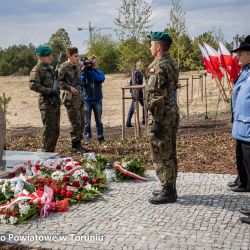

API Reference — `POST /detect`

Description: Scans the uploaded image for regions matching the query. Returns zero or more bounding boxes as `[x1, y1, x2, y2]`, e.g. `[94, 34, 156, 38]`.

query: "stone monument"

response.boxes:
[0, 104, 5, 166]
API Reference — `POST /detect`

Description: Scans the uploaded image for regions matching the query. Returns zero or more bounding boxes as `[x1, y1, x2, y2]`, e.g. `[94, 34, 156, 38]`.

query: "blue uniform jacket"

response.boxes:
[80, 69, 105, 101]
[232, 64, 250, 142]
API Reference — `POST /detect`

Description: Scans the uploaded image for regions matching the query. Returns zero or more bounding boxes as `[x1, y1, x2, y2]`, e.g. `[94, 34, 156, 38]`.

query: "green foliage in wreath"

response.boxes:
[115, 156, 146, 181]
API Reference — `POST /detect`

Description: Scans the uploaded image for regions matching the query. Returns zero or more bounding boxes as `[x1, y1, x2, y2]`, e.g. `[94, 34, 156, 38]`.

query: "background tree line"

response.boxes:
[0, 0, 246, 76]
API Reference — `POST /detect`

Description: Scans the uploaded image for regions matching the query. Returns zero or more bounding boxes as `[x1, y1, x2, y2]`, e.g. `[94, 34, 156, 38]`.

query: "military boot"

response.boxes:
[149, 183, 177, 204]
[72, 140, 89, 153]
[152, 182, 178, 199]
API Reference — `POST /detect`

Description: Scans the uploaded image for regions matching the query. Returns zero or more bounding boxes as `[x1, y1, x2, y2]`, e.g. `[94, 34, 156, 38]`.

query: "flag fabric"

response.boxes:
[203, 43, 224, 80]
[218, 42, 232, 74]
[198, 44, 214, 75]
[230, 40, 241, 83]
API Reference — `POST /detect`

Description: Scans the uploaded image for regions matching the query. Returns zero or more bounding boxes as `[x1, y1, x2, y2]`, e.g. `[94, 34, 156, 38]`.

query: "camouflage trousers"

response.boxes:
[64, 93, 85, 143]
[148, 114, 180, 187]
[40, 105, 60, 152]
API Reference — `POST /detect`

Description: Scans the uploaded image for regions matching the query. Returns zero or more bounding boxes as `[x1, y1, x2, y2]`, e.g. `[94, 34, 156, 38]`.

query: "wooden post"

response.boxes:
[121, 85, 145, 140]
[204, 73, 208, 119]
[186, 79, 189, 117]
[0, 105, 5, 166]
[191, 75, 194, 103]
[200, 74, 203, 102]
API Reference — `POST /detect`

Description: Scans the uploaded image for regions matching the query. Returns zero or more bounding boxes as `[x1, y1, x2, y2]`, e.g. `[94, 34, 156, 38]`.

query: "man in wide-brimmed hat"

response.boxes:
[231, 35, 250, 224]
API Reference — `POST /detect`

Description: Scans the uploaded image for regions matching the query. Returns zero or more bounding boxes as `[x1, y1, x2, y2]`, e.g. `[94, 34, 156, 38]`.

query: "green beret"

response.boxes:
[149, 32, 173, 44]
[35, 45, 52, 56]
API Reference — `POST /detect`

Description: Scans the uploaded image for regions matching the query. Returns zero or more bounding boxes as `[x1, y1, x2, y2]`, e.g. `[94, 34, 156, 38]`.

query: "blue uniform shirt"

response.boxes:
[232, 63, 250, 142]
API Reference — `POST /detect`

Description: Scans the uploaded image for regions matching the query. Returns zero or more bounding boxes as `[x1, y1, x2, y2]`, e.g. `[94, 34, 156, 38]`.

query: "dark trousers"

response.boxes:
[126, 92, 145, 126]
[236, 140, 250, 189]
[84, 100, 103, 138]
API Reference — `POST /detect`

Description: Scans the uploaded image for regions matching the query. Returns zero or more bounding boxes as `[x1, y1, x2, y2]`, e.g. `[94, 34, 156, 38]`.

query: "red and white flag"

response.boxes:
[198, 44, 214, 76]
[230, 40, 241, 83]
[204, 43, 224, 80]
[218, 42, 232, 74]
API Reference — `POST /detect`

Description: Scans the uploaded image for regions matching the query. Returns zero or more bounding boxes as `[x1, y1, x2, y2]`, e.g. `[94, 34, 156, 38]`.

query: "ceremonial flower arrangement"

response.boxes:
[0, 157, 106, 224]
[114, 156, 147, 181]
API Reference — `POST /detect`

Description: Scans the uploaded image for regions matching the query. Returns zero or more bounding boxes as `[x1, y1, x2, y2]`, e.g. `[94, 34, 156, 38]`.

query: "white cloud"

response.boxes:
[0, 0, 249, 52]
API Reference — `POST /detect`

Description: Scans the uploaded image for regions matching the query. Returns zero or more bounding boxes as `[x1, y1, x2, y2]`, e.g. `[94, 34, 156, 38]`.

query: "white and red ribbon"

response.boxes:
[113, 162, 147, 181]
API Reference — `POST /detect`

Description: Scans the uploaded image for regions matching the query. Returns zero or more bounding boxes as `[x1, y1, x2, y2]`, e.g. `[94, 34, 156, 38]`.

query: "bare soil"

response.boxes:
[1, 74, 236, 175]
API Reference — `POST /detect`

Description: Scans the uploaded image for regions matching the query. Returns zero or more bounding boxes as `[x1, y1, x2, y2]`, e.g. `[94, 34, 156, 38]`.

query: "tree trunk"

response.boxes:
[0, 105, 5, 166]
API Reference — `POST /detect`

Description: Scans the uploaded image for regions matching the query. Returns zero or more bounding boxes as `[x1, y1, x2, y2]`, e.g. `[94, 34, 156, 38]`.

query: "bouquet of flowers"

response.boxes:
[0, 157, 106, 224]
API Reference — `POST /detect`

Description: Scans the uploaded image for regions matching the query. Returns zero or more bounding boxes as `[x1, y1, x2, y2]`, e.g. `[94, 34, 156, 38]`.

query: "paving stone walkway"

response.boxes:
[0, 171, 250, 250]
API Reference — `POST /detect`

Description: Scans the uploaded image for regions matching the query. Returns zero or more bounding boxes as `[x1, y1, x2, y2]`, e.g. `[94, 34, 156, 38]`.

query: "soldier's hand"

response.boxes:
[50, 89, 59, 97]
[151, 122, 162, 138]
[70, 87, 78, 95]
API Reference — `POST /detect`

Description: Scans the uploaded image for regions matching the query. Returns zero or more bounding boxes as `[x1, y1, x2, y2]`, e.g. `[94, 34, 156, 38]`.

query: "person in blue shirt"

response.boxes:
[80, 55, 105, 142]
[126, 61, 145, 127]
[231, 35, 250, 224]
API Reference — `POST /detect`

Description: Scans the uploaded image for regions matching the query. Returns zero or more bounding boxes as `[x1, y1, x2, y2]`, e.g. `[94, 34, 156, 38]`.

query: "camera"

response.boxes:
[80, 56, 94, 71]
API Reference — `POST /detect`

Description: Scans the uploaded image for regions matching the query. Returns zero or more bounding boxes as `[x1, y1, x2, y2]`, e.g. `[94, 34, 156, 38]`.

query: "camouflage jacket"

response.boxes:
[145, 52, 179, 124]
[29, 62, 60, 108]
[58, 61, 80, 91]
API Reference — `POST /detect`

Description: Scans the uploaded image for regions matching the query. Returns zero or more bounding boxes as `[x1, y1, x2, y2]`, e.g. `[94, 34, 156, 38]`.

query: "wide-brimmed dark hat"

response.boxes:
[231, 35, 250, 52]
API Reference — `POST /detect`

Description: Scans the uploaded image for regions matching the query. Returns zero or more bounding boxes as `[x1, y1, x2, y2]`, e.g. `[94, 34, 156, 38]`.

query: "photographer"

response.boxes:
[80, 55, 105, 143]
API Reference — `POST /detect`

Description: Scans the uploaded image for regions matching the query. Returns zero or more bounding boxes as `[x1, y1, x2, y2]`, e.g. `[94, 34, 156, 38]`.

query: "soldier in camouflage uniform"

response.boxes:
[58, 47, 87, 153]
[29, 45, 60, 152]
[145, 32, 180, 204]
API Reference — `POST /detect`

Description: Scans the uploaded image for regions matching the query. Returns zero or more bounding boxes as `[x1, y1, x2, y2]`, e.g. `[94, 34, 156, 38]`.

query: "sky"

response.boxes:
[0, 0, 249, 53]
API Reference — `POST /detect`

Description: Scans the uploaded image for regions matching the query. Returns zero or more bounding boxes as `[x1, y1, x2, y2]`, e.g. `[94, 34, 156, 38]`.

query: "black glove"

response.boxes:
[151, 122, 162, 138]
[50, 88, 59, 97]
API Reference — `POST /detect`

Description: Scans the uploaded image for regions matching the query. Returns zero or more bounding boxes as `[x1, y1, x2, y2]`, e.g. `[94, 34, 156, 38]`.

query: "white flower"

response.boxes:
[51, 171, 64, 181]
[85, 183, 93, 190]
[1, 181, 9, 194]
[72, 169, 88, 180]
[18, 203, 31, 216]
[0, 214, 5, 221]
[9, 216, 17, 224]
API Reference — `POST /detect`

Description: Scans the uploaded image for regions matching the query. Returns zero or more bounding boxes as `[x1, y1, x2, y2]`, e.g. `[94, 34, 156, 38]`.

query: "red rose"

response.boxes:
[66, 190, 73, 198]
[8, 172, 16, 178]
[12, 211, 16, 217]
[72, 181, 80, 187]
[20, 167, 26, 174]
[34, 164, 40, 171]
[38, 184, 44, 191]
[55, 188, 61, 194]
[92, 178, 100, 185]
[56, 165, 61, 170]
[0, 210, 3, 214]
[63, 176, 69, 182]
[62, 182, 67, 189]
[29, 200, 33, 205]
[61, 189, 67, 196]
[66, 159, 71, 163]
[5, 209, 9, 216]
[66, 166, 72, 171]
[82, 176, 89, 182]
[36, 177, 43, 183]
[77, 194, 82, 200]
[54, 182, 59, 186]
